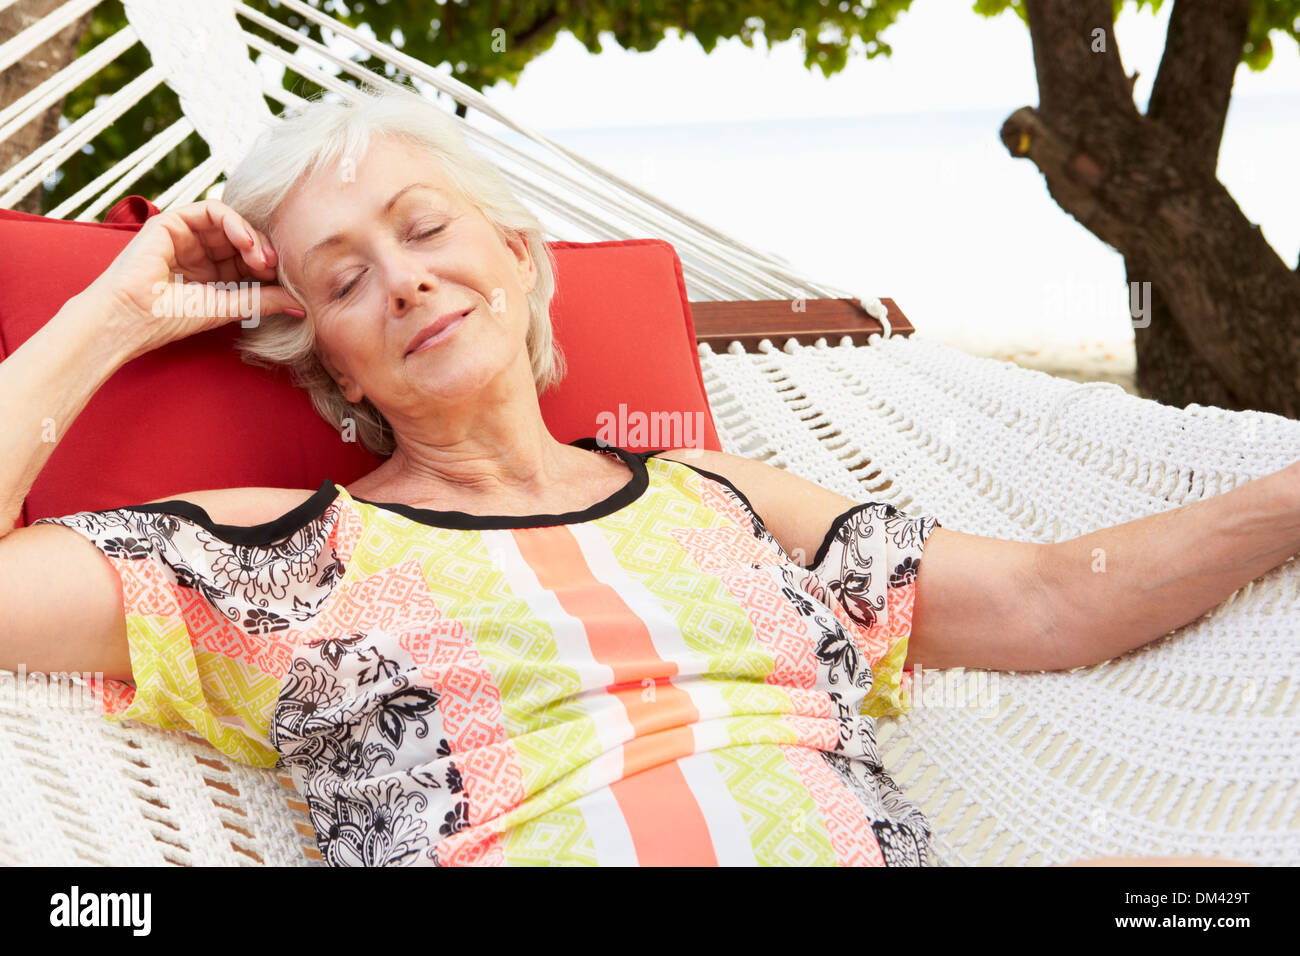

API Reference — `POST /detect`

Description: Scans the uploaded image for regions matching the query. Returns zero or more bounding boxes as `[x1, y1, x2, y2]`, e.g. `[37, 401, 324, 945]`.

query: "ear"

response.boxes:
[317, 348, 365, 404]
[504, 228, 537, 296]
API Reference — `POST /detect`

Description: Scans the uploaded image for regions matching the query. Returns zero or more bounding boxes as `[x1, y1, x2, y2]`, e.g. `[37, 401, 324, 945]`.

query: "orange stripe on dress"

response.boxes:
[513, 526, 672, 685]
[609, 759, 715, 866]
[511, 525, 718, 866]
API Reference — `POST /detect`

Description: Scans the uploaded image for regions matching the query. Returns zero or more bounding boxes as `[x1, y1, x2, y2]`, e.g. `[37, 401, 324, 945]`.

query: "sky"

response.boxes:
[468, 3, 1300, 126]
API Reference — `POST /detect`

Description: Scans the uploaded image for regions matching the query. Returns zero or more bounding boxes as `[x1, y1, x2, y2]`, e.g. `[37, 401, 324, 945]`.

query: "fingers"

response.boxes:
[257, 285, 307, 319]
[227, 215, 278, 278]
[149, 201, 307, 323]
[165, 200, 278, 282]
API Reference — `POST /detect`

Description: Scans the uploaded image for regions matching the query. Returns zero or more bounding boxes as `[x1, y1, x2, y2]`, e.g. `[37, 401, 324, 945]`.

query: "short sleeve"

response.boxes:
[808, 502, 942, 719]
[32, 498, 345, 767]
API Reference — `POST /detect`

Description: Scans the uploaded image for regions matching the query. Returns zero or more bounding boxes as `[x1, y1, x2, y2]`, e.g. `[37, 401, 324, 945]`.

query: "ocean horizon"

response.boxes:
[479, 92, 1299, 358]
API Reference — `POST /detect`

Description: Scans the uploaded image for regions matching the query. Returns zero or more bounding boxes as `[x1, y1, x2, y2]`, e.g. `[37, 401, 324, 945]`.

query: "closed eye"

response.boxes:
[331, 225, 446, 300]
[334, 272, 363, 301]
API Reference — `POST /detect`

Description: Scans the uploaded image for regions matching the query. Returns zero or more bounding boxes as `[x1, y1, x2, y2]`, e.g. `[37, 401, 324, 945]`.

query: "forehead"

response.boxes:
[272, 137, 462, 274]
[283, 137, 456, 217]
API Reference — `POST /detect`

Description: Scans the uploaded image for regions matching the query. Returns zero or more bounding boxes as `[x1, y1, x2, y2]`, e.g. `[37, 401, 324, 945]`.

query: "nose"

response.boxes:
[387, 255, 437, 317]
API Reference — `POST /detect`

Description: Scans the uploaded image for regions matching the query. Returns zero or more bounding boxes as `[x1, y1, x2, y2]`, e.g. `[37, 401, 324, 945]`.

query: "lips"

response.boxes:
[405, 306, 472, 356]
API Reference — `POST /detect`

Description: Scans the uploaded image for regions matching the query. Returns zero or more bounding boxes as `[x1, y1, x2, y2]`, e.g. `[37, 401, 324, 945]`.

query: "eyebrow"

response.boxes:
[299, 182, 443, 277]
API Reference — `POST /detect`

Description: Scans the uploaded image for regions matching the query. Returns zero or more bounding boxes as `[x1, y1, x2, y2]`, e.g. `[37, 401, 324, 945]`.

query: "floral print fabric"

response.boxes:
[34, 443, 942, 866]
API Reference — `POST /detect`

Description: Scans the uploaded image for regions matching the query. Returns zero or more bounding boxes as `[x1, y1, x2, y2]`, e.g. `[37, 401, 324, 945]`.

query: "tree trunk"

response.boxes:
[0, 0, 95, 214]
[1126, 255, 1241, 410]
[1003, 0, 1300, 417]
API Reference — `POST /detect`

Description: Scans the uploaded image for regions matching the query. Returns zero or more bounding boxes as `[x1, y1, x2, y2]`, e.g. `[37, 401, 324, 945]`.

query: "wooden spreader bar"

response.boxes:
[689, 297, 914, 352]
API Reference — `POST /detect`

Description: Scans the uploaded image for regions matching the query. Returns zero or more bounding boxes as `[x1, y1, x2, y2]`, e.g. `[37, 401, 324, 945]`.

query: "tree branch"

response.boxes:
[1000, 106, 1126, 247]
[514, 7, 564, 49]
[1024, 0, 1137, 120]
[1147, 0, 1251, 179]
[1000, 103, 1300, 413]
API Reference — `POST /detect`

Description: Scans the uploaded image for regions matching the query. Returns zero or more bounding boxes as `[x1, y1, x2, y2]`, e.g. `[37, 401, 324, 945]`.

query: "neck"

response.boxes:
[345, 355, 585, 507]
[379, 420, 566, 498]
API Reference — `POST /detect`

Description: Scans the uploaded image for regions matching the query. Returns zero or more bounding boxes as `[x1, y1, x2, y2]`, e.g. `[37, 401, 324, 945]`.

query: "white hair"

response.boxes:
[218, 84, 565, 457]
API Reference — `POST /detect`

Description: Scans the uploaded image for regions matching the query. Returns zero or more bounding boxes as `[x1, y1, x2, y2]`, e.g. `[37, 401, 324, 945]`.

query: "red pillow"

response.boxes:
[541, 239, 719, 453]
[0, 198, 720, 527]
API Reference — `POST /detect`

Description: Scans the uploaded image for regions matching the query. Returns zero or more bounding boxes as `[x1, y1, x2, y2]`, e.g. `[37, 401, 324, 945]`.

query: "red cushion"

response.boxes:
[0, 198, 719, 527]
[541, 239, 719, 453]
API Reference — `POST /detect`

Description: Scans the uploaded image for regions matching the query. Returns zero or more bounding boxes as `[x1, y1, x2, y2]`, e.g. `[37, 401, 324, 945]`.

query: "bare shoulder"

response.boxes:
[651, 448, 860, 566]
[140, 485, 324, 527]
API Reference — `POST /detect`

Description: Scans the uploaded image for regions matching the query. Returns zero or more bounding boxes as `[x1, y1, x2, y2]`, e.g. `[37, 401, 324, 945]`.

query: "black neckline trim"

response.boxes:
[345, 437, 649, 530]
[110, 438, 650, 543]
[122, 478, 339, 548]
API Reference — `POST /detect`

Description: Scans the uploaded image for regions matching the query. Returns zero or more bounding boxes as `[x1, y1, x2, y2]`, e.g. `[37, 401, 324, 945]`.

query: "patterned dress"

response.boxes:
[34, 437, 943, 867]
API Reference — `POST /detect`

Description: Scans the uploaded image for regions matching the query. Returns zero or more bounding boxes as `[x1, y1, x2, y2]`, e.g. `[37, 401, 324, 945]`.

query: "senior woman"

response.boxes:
[0, 86, 1293, 867]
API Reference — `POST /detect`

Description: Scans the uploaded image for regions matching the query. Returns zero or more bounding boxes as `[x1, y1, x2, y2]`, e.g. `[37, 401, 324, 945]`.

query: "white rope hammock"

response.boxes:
[2, 0, 1297, 866]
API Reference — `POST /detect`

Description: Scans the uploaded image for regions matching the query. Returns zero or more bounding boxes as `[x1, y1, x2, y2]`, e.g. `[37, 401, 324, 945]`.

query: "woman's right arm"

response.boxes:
[0, 291, 140, 537]
[0, 291, 140, 679]
[0, 200, 303, 681]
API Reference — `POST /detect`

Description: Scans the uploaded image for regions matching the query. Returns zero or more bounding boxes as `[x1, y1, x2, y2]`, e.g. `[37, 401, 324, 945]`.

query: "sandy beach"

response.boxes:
[944, 336, 1140, 396]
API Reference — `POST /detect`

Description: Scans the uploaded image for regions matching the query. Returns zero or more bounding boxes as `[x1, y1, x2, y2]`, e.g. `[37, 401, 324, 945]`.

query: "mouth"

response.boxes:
[405, 306, 473, 357]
